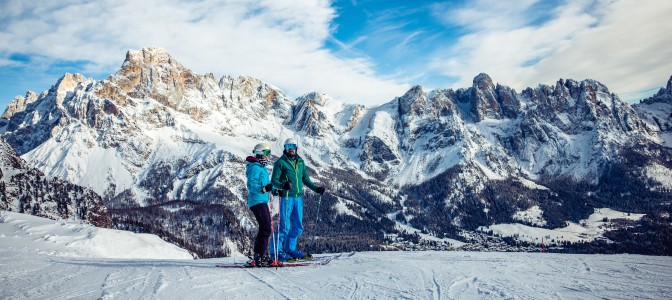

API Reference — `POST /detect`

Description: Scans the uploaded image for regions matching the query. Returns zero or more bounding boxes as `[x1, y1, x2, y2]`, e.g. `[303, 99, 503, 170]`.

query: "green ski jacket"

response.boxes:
[271, 154, 319, 197]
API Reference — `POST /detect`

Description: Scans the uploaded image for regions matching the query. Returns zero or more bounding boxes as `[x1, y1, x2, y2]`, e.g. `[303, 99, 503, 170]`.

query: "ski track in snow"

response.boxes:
[2, 250, 672, 299]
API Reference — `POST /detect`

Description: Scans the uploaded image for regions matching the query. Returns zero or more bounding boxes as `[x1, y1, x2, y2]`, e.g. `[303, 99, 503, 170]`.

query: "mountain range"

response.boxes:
[1, 47, 670, 256]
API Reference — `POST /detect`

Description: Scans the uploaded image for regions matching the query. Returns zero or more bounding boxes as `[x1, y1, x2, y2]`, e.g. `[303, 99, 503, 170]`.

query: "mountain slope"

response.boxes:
[0, 138, 111, 227]
[1, 47, 670, 256]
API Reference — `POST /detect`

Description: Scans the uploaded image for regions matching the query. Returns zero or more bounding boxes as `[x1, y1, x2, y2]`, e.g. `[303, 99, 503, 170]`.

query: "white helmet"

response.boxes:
[253, 143, 271, 156]
[284, 138, 298, 150]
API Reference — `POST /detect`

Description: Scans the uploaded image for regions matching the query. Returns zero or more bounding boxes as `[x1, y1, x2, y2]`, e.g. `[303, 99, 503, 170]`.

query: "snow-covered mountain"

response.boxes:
[634, 75, 672, 147]
[1, 47, 670, 256]
[0, 137, 111, 227]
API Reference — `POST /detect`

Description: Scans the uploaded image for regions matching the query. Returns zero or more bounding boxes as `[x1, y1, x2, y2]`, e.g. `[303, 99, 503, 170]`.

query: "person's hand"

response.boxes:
[316, 187, 325, 195]
[262, 183, 273, 193]
[281, 181, 292, 190]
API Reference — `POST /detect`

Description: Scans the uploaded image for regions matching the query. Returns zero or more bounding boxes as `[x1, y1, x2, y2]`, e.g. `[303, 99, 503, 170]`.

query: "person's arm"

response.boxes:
[260, 167, 272, 193]
[247, 165, 264, 195]
[270, 161, 284, 190]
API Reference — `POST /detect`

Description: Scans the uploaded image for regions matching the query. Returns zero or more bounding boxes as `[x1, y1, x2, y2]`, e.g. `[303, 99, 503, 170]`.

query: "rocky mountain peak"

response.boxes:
[288, 92, 334, 136]
[641, 75, 672, 104]
[468, 73, 518, 121]
[473, 73, 494, 91]
[301, 92, 329, 106]
[112, 47, 208, 112]
[1, 91, 39, 119]
[53, 73, 91, 106]
[121, 47, 180, 71]
[219, 75, 292, 121]
[398, 85, 427, 118]
[55, 73, 88, 91]
[524, 77, 648, 136]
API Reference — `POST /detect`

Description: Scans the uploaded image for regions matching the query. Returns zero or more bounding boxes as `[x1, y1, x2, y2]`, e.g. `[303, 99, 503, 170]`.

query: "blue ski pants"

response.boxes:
[270, 196, 303, 254]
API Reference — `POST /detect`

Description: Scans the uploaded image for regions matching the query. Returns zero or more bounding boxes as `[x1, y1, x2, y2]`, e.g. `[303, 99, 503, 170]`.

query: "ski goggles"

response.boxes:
[284, 144, 297, 151]
[253, 149, 271, 156]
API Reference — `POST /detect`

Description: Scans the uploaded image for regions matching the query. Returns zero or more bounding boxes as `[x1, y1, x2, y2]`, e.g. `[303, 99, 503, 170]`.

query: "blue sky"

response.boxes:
[1, 0, 671, 110]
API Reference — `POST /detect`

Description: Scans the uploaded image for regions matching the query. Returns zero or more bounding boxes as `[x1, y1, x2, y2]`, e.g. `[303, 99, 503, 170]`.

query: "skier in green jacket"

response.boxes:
[269, 138, 325, 261]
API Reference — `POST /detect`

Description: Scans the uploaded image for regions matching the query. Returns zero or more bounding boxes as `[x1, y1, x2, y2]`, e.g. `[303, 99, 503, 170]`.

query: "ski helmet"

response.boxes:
[284, 138, 298, 151]
[253, 143, 271, 157]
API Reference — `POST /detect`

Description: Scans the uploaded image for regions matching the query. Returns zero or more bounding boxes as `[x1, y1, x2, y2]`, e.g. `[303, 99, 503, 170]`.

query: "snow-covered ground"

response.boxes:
[480, 208, 646, 244]
[2, 211, 671, 299]
[0, 211, 192, 260]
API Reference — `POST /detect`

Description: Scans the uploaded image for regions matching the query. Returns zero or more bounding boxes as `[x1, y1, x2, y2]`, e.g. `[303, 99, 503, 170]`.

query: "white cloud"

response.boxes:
[430, 0, 672, 102]
[0, 58, 18, 67]
[0, 0, 408, 106]
[435, 0, 541, 31]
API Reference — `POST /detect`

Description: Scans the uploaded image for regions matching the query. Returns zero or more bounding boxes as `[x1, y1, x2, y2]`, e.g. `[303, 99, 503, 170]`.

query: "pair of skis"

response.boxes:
[215, 252, 354, 269]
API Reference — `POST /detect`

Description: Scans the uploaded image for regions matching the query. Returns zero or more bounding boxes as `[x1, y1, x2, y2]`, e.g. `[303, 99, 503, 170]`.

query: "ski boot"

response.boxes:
[253, 254, 274, 267]
[286, 249, 312, 261]
[243, 258, 257, 268]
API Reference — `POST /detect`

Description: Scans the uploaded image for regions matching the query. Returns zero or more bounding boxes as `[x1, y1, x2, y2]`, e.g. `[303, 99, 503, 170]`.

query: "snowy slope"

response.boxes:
[0, 138, 111, 227]
[0, 211, 191, 259]
[1, 211, 671, 299]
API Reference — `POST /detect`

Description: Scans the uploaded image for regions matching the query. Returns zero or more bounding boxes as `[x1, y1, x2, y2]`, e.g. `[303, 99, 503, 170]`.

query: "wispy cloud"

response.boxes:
[0, 0, 408, 106]
[429, 0, 672, 102]
[434, 0, 541, 31]
[328, 3, 452, 89]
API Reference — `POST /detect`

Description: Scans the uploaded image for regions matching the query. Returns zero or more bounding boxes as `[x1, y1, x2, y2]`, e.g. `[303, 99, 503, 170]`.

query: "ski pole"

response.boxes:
[269, 193, 278, 266]
[309, 194, 323, 255]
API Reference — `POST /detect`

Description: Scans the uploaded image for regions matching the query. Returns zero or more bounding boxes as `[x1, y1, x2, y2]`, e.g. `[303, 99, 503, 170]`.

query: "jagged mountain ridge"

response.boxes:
[0, 137, 111, 227]
[1, 47, 670, 256]
[634, 75, 672, 147]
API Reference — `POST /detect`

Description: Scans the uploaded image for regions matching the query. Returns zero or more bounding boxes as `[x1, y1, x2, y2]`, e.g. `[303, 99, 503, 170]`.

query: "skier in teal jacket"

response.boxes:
[269, 138, 325, 261]
[244, 143, 277, 267]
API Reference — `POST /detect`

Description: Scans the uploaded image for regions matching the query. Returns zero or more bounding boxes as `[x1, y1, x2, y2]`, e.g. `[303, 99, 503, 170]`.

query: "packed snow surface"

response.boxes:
[2, 211, 671, 299]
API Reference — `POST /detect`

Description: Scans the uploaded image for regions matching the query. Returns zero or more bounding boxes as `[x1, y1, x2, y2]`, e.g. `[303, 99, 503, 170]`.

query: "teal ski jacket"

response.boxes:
[245, 156, 271, 207]
[271, 154, 319, 198]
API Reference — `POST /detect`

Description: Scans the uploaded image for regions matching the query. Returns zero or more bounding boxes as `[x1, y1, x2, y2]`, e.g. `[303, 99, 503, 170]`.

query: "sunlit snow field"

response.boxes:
[1, 211, 671, 299]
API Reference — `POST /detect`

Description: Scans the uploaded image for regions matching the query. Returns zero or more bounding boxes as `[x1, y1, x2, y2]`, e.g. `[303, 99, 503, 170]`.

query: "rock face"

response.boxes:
[467, 73, 521, 121]
[0, 137, 111, 227]
[634, 76, 672, 149]
[1, 47, 670, 256]
[641, 76, 672, 105]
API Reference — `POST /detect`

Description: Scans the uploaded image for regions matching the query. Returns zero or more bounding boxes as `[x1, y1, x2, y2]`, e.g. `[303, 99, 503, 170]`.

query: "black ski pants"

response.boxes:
[250, 203, 272, 256]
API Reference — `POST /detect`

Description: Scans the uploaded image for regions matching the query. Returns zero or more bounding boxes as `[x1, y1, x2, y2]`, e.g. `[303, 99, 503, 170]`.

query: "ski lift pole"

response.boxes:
[309, 194, 323, 255]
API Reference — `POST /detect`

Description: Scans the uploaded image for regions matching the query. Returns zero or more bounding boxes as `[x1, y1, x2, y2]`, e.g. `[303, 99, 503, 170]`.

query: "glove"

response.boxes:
[281, 181, 292, 190]
[316, 186, 325, 195]
[261, 183, 273, 193]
